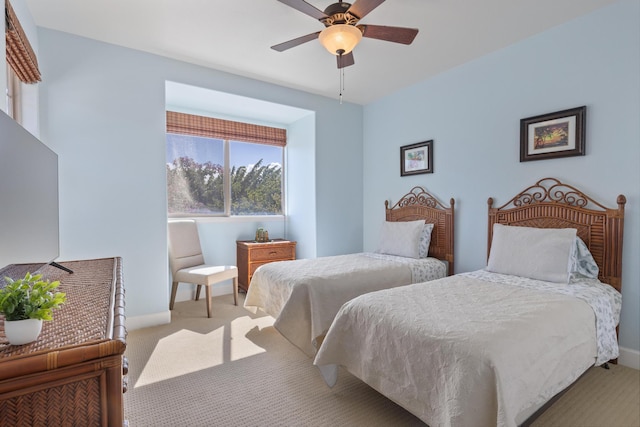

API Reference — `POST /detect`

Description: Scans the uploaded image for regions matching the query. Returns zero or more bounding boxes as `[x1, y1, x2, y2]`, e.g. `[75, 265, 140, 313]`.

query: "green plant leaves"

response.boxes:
[0, 272, 66, 321]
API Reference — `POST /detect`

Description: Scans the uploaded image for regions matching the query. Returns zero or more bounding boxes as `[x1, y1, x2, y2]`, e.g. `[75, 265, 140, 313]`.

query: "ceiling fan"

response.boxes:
[271, 0, 419, 69]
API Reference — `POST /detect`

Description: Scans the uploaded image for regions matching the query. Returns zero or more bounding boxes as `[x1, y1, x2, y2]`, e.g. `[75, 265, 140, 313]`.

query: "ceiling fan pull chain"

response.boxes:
[338, 50, 345, 104]
[339, 67, 344, 104]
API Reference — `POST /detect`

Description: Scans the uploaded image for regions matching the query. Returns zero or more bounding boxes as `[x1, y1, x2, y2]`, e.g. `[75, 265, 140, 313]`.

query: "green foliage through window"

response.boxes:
[166, 137, 283, 216]
[167, 156, 224, 214]
[230, 160, 282, 215]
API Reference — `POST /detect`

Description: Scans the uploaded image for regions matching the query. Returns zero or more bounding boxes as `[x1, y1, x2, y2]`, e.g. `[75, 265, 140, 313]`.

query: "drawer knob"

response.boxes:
[123, 375, 129, 393]
[123, 356, 129, 375]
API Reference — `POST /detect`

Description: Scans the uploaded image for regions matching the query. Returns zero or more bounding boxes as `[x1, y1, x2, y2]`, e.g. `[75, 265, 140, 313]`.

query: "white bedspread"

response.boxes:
[314, 271, 621, 427]
[244, 252, 447, 357]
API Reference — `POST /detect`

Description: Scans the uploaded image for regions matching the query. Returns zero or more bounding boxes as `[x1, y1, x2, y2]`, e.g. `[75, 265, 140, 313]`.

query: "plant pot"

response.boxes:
[4, 318, 43, 345]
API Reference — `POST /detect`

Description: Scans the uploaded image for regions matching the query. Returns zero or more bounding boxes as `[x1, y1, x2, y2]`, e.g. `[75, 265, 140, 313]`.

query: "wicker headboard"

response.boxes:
[385, 186, 455, 275]
[487, 178, 626, 292]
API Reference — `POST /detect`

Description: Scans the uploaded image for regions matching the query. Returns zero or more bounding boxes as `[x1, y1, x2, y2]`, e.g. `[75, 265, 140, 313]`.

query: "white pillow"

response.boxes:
[568, 237, 599, 279]
[377, 220, 425, 259]
[487, 224, 577, 283]
[418, 223, 435, 258]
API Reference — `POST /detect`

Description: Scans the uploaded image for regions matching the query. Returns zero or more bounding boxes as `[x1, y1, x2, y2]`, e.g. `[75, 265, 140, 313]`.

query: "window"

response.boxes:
[166, 111, 286, 217]
[6, 64, 21, 121]
[5, 0, 40, 123]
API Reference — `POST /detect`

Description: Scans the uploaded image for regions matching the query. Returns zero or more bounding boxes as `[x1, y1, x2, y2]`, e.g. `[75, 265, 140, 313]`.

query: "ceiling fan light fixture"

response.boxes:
[319, 24, 362, 55]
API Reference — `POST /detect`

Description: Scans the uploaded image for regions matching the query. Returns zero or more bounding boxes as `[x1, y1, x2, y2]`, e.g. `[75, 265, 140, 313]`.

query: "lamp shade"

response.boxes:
[319, 24, 362, 55]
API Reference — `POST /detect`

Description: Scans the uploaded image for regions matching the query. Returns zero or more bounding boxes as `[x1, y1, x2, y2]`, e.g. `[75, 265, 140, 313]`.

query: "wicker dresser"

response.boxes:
[0, 257, 127, 427]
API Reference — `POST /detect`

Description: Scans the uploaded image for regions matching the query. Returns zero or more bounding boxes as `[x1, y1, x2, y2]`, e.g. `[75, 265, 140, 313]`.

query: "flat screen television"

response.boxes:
[0, 110, 59, 272]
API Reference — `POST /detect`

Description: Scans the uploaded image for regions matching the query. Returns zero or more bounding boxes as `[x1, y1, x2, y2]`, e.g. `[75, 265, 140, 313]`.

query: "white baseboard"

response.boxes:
[126, 310, 171, 331]
[125, 282, 235, 331]
[618, 346, 640, 370]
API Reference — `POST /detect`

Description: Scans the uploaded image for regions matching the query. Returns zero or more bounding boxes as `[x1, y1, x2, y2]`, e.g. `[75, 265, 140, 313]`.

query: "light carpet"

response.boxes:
[124, 295, 640, 427]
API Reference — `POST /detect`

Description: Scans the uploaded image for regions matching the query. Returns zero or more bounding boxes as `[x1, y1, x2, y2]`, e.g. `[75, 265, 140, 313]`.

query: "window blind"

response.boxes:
[166, 111, 286, 147]
[5, 0, 41, 84]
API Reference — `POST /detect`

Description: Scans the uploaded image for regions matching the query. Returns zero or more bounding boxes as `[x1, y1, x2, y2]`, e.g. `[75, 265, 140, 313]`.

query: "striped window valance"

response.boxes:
[5, 0, 41, 84]
[166, 111, 286, 147]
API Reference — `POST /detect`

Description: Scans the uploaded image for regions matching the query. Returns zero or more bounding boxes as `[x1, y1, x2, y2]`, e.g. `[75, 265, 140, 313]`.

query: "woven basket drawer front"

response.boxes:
[0, 374, 102, 426]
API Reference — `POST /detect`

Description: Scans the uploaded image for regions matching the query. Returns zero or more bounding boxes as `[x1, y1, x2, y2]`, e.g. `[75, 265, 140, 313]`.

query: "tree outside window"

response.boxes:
[166, 134, 284, 216]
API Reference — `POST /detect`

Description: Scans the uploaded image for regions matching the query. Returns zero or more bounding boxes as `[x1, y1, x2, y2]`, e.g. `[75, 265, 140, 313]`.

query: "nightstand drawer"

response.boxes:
[250, 245, 295, 261]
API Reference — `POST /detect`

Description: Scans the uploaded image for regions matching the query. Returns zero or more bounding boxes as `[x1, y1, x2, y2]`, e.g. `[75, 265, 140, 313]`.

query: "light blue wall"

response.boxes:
[36, 29, 363, 324]
[362, 0, 639, 355]
[314, 109, 365, 256]
[287, 113, 318, 260]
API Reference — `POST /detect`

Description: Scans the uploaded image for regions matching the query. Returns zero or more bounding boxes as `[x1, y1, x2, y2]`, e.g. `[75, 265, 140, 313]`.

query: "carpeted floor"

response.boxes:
[124, 295, 640, 427]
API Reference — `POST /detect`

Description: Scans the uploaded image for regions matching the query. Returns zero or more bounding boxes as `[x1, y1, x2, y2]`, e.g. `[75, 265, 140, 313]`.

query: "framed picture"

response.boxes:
[520, 106, 586, 162]
[400, 140, 433, 176]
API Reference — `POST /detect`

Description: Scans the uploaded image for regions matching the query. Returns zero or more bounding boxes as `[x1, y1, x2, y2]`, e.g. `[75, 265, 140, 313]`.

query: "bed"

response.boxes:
[314, 178, 626, 427]
[244, 186, 455, 357]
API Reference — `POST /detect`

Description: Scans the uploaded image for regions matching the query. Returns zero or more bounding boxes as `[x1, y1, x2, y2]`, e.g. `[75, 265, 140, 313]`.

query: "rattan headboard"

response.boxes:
[487, 178, 626, 292]
[385, 186, 455, 275]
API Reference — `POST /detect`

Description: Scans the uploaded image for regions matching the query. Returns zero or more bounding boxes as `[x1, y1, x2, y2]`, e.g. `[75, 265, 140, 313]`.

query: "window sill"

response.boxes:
[169, 215, 285, 224]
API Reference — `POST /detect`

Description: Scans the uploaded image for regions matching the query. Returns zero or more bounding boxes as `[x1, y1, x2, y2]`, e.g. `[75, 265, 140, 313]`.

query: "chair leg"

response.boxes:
[170, 281, 179, 310]
[205, 285, 212, 318]
[233, 277, 238, 306]
[195, 284, 202, 301]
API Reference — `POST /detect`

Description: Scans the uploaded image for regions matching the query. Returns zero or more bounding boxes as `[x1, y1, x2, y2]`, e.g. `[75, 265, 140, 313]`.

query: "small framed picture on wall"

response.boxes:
[400, 140, 433, 176]
[520, 106, 586, 162]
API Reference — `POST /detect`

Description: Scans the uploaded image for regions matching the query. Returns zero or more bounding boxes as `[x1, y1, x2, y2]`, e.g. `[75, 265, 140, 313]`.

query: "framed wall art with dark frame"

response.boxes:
[520, 106, 586, 162]
[400, 140, 433, 176]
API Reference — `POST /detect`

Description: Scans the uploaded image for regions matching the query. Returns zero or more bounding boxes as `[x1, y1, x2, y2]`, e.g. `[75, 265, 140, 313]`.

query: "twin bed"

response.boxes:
[313, 178, 626, 427]
[244, 186, 454, 356]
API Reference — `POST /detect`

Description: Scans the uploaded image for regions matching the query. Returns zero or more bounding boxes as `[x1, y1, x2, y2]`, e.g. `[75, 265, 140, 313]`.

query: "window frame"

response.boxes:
[165, 111, 287, 221]
[6, 63, 21, 122]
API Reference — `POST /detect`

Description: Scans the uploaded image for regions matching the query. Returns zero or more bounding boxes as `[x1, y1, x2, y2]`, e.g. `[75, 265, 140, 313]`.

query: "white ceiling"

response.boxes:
[26, 0, 616, 105]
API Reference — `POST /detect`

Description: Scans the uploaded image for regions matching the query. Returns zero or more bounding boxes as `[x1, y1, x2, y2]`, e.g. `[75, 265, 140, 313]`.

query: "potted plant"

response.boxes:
[0, 272, 66, 345]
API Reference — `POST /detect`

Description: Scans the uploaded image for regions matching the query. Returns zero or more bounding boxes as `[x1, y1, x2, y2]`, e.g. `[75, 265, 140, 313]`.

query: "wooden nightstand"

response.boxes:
[236, 239, 296, 292]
